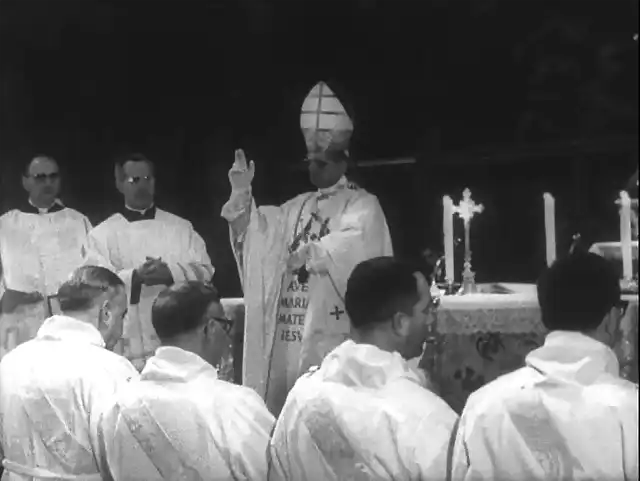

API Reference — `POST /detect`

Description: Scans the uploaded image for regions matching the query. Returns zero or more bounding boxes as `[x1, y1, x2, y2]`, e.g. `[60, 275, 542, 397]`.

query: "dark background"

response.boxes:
[0, 0, 638, 296]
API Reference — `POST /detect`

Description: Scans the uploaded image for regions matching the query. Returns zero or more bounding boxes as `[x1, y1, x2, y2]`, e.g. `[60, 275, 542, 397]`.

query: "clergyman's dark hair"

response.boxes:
[114, 152, 155, 174]
[537, 252, 620, 332]
[57, 266, 125, 312]
[23, 154, 58, 176]
[346, 256, 422, 330]
[152, 281, 220, 341]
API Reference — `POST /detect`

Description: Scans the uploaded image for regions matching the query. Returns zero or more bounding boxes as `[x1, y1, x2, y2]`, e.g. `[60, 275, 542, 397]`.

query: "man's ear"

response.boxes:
[413, 272, 429, 294]
[391, 311, 411, 337]
[21, 175, 29, 192]
[604, 306, 622, 337]
[114, 166, 125, 193]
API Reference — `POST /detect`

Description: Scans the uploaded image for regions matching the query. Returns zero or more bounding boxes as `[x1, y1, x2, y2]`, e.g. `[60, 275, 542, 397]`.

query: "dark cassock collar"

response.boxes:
[18, 198, 65, 215]
[120, 204, 157, 223]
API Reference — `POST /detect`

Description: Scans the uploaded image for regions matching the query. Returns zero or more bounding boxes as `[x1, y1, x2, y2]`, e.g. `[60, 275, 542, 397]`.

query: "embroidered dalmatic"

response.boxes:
[0, 315, 138, 480]
[451, 331, 639, 481]
[85, 207, 214, 371]
[268, 341, 459, 480]
[0, 202, 91, 360]
[222, 81, 393, 416]
[97, 346, 275, 481]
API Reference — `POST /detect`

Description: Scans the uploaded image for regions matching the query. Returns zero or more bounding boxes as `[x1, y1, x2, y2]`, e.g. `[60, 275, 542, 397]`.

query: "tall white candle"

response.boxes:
[543, 193, 556, 267]
[443, 195, 455, 283]
[619, 191, 633, 280]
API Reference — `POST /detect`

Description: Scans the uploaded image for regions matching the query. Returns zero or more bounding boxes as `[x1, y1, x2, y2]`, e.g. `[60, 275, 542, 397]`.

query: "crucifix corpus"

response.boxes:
[453, 188, 484, 294]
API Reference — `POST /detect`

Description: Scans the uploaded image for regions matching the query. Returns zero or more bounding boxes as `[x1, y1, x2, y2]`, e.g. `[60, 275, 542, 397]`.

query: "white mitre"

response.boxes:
[300, 81, 354, 156]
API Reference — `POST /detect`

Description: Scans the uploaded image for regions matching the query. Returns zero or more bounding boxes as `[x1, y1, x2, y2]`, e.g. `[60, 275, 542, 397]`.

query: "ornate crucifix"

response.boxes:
[453, 188, 484, 294]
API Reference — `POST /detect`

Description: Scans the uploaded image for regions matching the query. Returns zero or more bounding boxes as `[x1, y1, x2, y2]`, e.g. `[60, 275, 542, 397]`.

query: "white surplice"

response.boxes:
[268, 340, 459, 481]
[221, 176, 393, 415]
[85, 209, 214, 370]
[0, 315, 138, 480]
[0, 206, 91, 360]
[98, 346, 275, 481]
[451, 331, 639, 481]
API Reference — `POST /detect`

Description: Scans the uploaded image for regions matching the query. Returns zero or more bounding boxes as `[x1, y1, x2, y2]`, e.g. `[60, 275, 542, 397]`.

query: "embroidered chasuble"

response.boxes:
[85, 208, 214, 371]
[97, 347, 274, 480]
[451, 331, 639, 481]
[222, 176, 393, 416]
[0, 203, 91, 360]
[0, 315, 138, 480]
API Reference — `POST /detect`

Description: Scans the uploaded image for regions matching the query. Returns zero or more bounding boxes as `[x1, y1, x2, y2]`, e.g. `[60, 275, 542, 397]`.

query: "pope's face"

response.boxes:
[117, 160, 155, 210]
[22, 157, 61, 207]
[307, 155, 347, 189]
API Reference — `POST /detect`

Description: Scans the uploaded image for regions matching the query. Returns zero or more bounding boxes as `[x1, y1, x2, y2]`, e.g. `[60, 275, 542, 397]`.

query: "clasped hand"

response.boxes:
[136, 257, 173, 286]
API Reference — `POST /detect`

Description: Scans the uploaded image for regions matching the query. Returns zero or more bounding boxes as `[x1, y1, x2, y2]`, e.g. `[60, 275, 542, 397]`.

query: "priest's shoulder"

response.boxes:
[154, 208, 194, 229]
[61, 206, 91, 222]
[462, 367, 530, 415]
[90, 212, 125, 231]
[0, 208, 18, 223]
[346, 182, 385, 209]
[214, 379, 270, 409]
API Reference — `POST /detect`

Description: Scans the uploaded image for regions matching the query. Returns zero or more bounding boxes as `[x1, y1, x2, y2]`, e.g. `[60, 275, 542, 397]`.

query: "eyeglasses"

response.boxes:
[125, 175, 154, 185]
[29, 172, 60, 182]
[211, 316, 234, 335]
[614, 300, 629, 317]
[424, 296, 441, 317]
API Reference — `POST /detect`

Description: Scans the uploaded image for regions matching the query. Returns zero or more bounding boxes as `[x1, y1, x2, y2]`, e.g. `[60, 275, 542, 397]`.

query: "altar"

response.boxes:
[421, 283, 639, 412]
[222, 288, 638, 413]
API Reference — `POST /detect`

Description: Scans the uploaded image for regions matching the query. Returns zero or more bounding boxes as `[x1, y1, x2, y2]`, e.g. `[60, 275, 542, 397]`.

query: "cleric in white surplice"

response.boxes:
[97, 282, 274, 480]
[85, 153, 214, 371]
[222, 81, 393, 415]
[0, 266, 137, 480]
[451, 253, 639, 481]
[0, 155, 92, 361]
[268, 257, 458, 480]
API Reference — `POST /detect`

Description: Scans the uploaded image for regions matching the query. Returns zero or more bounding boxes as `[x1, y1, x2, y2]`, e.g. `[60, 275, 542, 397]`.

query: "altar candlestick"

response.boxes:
[543, 193, 556, 267]
[619, 191, 633, 280]
[453, 188, 483, 294]
[443, 196, 455, 283]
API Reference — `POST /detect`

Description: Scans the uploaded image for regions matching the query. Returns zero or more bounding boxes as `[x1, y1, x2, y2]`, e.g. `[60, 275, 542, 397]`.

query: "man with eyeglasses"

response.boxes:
[222, 81, 393, 416]
[451, 252, 638, 481]
[85, 153, 215, 372]
[269, 257, 457, 481]
[0, 155, 92, 361]
[97, 281, 274, 480]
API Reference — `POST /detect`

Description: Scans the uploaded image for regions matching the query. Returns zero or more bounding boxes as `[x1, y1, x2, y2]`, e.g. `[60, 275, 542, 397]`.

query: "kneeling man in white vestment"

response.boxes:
[451, 252, 639, 481]
[86, 153, 215, 371]
[0, 265, 136, 480]
[222, 81, 393, 415]
[97, 281, 275, 481]
[269, 256, 458, 481]
[0, 155, 92, 360]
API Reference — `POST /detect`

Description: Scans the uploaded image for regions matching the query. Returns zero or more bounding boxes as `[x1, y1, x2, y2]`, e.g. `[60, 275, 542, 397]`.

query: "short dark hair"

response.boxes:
[57, 266, 125, 312]
[152, 281, 220, 341]
[537, 252, 621, 332]
[23, 154, 58, 176]
[114, 152, 155, 174]
[345, 257, 423, 330]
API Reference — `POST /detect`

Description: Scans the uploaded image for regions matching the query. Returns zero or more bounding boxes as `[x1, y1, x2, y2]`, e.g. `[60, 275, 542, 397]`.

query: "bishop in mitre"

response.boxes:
[85, 153, 215, 371]
[222, 81, 393, 415]
[0, 155, 92, 361]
